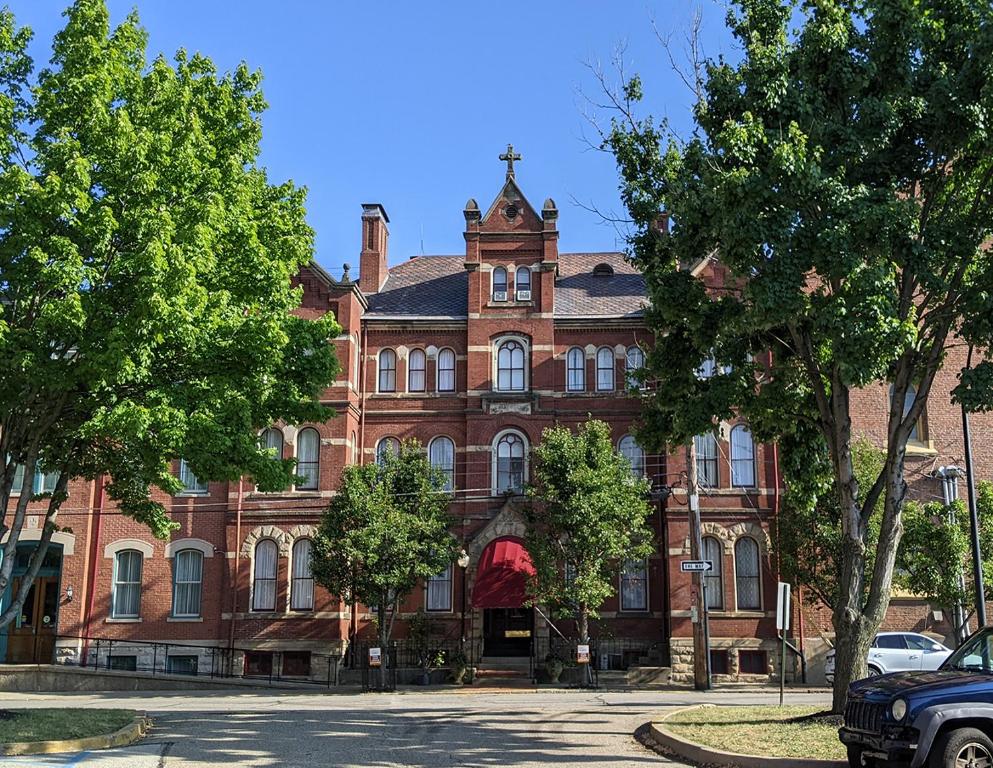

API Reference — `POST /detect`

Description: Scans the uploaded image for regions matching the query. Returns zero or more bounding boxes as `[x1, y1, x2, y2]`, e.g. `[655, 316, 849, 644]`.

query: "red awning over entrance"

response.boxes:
[471, 537, 535, 609]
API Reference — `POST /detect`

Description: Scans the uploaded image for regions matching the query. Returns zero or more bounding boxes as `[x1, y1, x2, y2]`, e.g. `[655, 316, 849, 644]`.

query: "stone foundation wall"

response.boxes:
[669, 637, 781, 684]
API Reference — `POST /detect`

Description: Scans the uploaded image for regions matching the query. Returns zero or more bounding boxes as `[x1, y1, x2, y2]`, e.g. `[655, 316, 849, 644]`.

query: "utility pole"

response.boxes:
[963, 403, 987, 628]
[687, 440, 711, 690]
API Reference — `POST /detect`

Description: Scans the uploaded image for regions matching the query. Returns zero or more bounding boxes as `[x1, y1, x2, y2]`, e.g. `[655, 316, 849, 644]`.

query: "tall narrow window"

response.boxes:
[566, 347, 585, 392]
[626, 346, 645, 388]
[495, 432, 526, 493]
[351, 431, 358, 465]
[515, 266, 531, 300]
[730, 425, 756, 487]
[694, 433, 719, 488]
[376, 437, 400, 465]
[296, 428, 320, 490]
[9, 460, 25, 495]
[429, 437, 455, 491]
[408, 349, 426, 392]
[252, 539, 278, 612]
[291, 538, 314, 611]
[492, 267, 508, 300]
[892, 384, 926, 443]
[696, 355, 717, 379]
[178, 460, 207, 494]
[261, 428, 284, 461]
[620, 559, 648, 611]
[426, 565, 452, 611]
[172, 549, 203, 618]
[112, 550, 143, 618]
[33, 469, 59, 494]
[496, 340, 526, 391]
[703, 536, 724, 610]
[378, 349, 397, 392]
[437, 348, 456, 392]
[596, 347, 615, 391]
[619, 436, 645, 479]
[735, 537, 761, 610]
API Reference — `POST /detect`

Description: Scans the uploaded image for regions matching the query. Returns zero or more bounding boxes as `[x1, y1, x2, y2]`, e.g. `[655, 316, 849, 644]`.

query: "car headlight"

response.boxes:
[890, 698, 908, 722]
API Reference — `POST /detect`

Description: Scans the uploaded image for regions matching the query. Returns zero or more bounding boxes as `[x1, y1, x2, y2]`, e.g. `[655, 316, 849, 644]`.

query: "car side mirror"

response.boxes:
[931, 643, 944, 652]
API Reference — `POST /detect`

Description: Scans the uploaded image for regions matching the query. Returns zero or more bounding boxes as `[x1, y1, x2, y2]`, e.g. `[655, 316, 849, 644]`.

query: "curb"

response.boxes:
[647, 705, 846, 768]
[0, 712, 150, 756]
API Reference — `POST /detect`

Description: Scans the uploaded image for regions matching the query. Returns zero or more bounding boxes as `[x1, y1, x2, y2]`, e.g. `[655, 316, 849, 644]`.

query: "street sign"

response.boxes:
[681, 560, 713, 573]
[776, 582, 792, 631]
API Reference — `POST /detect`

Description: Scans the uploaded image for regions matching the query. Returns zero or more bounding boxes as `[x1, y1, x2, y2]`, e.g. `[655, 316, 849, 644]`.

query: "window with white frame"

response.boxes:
[378, 349, 397, 392]
[496, 339, 526, 391]
[296, 428, 320, 490]
[291, 538, 314, 611]
[694, 432, 719, 488]
[178, 459, 208, 495]
[112, 549, 143, 618]
[261, 427, 283, 461]
[429, 436, 455, 491]
[696, 354, 718, 379]
[172, 549, 203, 617]
[703, 536, 724, 610]
[566, 347, 585, 391]
[892, 383, 927, 444]
[515, 266, 531, 300]
[10, 461, 60, 495]
[437, 348, 456, 392]
[625, 346, 645, 388]
[495, 431, 527, 493]
[426, 564, 452, 611]
[596, 347, 615, 391]
[492, 267, 508, 300]
[408, 349, 426, 392]
[734, 537, 761, 610]
[618, 435, 645, 479]
[252, 539, 278, 612]
[376, 437, 400, 465]
[620, 559, 648, 611]
[730, 425, 756, 487]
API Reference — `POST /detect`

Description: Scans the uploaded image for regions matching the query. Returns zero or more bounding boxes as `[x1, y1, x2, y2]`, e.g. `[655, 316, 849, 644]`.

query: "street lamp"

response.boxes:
[457, 549, 470, 649]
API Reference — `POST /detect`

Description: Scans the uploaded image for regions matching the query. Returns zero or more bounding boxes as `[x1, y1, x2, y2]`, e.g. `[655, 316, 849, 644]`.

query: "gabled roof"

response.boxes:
[554, 252, 646, 318]
[480, 175, 541, 227]
[365, 256, 468, 318]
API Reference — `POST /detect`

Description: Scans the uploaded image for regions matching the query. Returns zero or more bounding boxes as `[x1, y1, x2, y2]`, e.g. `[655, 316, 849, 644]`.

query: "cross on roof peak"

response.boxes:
[499, 144, 522, 179]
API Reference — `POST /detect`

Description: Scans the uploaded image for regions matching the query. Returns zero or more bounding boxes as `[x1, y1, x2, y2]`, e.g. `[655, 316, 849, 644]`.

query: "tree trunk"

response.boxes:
[578, 603, 589, 644]
[378, 603, 388, 691]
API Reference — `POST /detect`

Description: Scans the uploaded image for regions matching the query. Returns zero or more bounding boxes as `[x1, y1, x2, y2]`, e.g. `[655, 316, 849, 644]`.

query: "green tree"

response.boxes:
[524, 420, 655, 645]
[0, 0, 340, 629]
[605, 0, 993, 710]
[310, 440, 458, 684]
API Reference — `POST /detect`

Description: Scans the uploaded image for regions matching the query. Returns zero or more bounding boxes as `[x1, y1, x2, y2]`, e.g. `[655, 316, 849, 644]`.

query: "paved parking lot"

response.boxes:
[0, 688, 831, 767]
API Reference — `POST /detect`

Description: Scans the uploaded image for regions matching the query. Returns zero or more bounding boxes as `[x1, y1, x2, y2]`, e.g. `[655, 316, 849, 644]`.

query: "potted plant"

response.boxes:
[451, 648, 470, 684]
[545, 654, 564, 684]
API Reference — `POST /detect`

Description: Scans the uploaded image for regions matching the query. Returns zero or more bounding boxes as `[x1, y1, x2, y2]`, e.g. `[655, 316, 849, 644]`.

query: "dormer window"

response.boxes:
[492, 267, 508, 301]
[515, 266, 531, 301]
[593, 263, 614, 277]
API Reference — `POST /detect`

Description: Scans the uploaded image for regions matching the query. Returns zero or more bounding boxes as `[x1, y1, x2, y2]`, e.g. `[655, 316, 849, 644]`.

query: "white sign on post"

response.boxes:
[368, 647, 382, 668]
[680, 560, 713, 573]
[776, 582, 791, 631]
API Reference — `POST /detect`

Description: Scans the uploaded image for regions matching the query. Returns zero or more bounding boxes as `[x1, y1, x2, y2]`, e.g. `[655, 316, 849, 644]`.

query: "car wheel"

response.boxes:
[929, 727, 993, 768]
[846, 744, 865, 767]
[866, 665, 881, 677]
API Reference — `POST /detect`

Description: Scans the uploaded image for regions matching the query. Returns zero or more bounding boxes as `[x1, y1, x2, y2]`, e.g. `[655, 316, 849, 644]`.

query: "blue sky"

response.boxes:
[10, 1, 738, 277]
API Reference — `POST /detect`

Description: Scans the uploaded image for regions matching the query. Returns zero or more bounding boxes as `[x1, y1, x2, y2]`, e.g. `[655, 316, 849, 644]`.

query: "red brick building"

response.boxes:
[2, 156, 990, 684]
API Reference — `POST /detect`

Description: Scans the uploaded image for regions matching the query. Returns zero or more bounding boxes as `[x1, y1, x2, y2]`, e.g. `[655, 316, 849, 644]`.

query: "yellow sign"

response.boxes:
[504, 630, 531, 638]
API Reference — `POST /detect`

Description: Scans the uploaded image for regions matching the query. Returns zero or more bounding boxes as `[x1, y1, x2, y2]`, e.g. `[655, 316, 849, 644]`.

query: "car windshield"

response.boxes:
[943, 629, 993, 673]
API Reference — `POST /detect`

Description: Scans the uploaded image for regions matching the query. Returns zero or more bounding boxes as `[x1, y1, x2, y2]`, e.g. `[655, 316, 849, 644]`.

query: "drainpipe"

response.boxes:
[358, 323, 368, 466]
[228, 476, 244, 672]
[81, 476, 106, 665]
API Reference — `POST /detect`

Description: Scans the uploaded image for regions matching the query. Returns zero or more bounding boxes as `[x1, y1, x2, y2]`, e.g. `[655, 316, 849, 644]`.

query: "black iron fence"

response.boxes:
[45, 635, 341, 688]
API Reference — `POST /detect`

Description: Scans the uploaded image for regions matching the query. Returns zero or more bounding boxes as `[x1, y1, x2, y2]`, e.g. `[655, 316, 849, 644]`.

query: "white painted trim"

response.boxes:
[164, 538, 215, 559]
[104, 538, 154, 559]
[1, 529, 76, 556]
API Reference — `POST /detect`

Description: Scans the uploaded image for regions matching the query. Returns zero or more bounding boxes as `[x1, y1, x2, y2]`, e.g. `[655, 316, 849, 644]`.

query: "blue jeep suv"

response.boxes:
[840, 626, 993, 767]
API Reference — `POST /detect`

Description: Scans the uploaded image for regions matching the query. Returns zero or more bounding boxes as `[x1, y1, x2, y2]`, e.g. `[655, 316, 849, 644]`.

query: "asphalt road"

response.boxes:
[0, 688, 832, 767]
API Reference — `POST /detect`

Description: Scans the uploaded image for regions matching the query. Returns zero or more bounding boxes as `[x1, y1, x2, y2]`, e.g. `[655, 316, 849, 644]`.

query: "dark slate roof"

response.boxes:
[363, 252, 646, 319]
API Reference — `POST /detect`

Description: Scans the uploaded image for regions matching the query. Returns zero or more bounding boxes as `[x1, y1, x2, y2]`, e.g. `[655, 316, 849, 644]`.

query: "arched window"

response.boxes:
[515, 266, 531, 300]
[429, 437, 455, 491]
[730, 425, 756, 487]
[735, 537, 761, 610]
[620, 559, 648, 611]
[626, 346, 645, 388]
[596, 347, 615, 391]
[437, 348, 456, 392]
[703, 536, 723, 610]
[378, 349, 397, 392]
[296, 428, 320, 490]
[252, 539, 278, 612]
[408, 349, 426, 392]
[566, 347, 585, 392]
[495, 431, 527, 493]
[172, 549, 203, 618]
[694, 432, 719, 488]
[376, 436, 400, 465]
[261, 427, 283, 461]
[112, 550, 143, 618]
[496, 339, 526, 391]
[618, 435, 645, 479]
[492, 267, 508, 300]
[290, 538, 314, 611]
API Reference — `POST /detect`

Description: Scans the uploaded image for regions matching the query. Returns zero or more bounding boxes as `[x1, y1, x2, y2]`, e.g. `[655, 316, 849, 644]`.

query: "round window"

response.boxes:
[505, 204, 519, 220]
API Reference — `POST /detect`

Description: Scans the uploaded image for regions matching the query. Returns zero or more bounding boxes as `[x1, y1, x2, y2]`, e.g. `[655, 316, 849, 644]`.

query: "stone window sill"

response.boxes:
[167, 616, 203, 623]
[105, 617, 141, 623]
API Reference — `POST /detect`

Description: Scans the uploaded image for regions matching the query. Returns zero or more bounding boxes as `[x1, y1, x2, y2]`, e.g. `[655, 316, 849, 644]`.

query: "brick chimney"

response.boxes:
[359, 203, 389, 294]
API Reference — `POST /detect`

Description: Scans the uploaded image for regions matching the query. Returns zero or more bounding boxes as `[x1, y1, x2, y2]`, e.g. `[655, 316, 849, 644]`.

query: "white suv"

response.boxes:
[824, 632, 952, 684]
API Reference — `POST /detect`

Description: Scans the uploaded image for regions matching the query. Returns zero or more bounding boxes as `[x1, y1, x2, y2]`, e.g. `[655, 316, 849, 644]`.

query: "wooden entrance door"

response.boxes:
[7, 576, 58, 663]
[483, 607, 533, 656]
